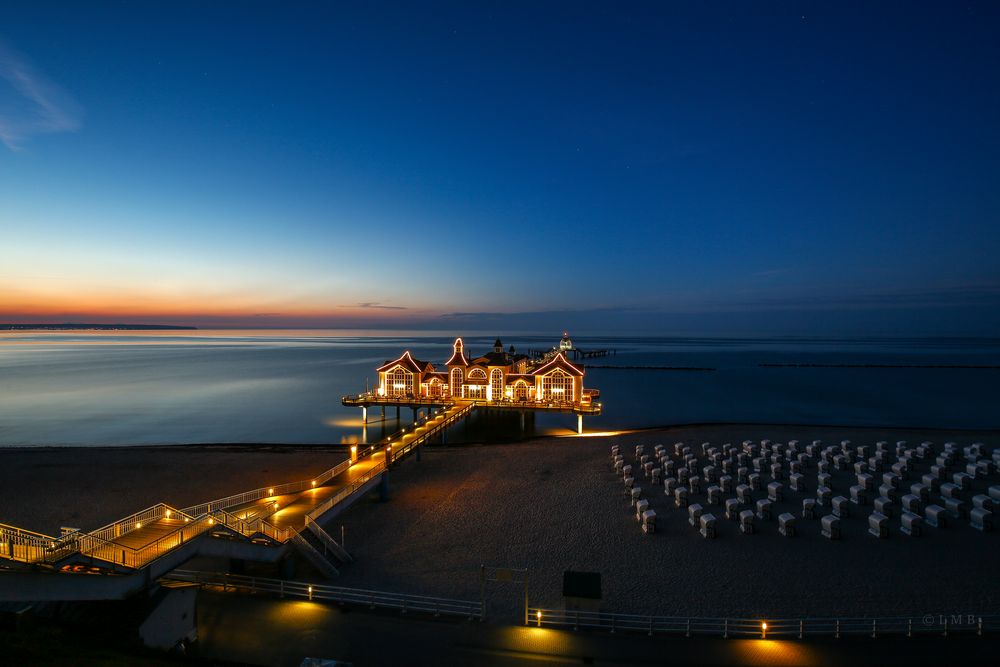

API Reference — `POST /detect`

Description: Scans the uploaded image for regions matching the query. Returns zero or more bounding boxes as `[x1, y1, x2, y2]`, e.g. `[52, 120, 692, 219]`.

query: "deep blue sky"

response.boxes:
[2, 2, 999, 334]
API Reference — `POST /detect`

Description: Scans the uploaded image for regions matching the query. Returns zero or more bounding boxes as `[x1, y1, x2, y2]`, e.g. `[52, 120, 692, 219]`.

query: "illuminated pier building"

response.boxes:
[344, 337, 601, 433]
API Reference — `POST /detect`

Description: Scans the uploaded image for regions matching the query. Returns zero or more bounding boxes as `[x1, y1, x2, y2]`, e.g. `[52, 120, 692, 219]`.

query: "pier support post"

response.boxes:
[577, 414, 583, 435]
[396, 406, 400, 420]
[362, 406, 367, 424]
[520, 411, 525, 431]
[416, 443, 422, 461]
[413, 407, 417, 424]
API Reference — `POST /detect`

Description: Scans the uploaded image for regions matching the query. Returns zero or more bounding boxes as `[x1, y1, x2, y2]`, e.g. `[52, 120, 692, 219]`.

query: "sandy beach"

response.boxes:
[2, 425, 997, 620]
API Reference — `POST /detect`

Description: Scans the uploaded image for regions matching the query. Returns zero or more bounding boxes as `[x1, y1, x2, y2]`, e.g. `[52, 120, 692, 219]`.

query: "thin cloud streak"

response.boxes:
[355, 302, 408, 310]
[0, 40, 83, 150]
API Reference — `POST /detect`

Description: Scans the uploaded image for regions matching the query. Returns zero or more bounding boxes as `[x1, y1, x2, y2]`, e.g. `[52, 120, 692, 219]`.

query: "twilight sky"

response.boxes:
[1, 2, 999, 335]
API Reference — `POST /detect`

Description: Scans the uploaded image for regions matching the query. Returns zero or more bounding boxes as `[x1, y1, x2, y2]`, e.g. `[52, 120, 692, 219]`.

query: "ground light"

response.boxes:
[762, 621, 768, 639]
[537, 610, 542, 627]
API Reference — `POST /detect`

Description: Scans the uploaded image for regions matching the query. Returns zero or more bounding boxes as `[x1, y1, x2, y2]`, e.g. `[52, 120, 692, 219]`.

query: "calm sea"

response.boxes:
[1, 330, 998, 447]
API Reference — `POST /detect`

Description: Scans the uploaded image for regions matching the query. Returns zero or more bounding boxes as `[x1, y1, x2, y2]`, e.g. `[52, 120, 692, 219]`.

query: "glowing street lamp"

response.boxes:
[761, 621, 768, 639]
[536, 610, 542, 627]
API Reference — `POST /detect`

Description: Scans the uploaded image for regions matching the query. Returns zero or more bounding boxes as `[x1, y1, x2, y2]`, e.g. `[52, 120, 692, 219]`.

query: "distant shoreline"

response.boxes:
[1, 323, 197, 331]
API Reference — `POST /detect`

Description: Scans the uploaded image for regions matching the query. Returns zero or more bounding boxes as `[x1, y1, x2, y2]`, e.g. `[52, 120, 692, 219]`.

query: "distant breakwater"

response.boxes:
[760, 363, 1000, 369]
[583, 365, 716, 371]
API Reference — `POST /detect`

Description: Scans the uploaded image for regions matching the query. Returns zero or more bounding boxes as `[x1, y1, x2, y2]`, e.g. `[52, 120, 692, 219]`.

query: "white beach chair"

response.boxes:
[642, 509, 656, 534]
[736, 484, 752, 505]
[943, 498, 966, 519]
[802, 498, 817, 519]
[972, 494, 993, 512]
[635, 499, 649, 521]
[868, 512, 888, 538]
[756, 499, 772, 521]
[700, 513, 717, 539]
[924, 504, 947, 528]
[675, 486, 689, 509]
[630, 487, 642, 507]
[778, 512, 796, 537]
[850, 485, 868, 506]
[921, 473, 940, 492]
[767, 481, 783, 502]
[688, 476, 701, 494]
[749, 473, 761, 491]
[688, 503, 704, 527]
[790, 473, 805, 492]
[900, 511, 922, 537]
[970, 508, 992, 532]
[940, 482, 961, 500]
[739, 510, 755, 535]
[832, 496, 849, 518]
[901, 493, 921, 515]
[719, 474, 733, 493]
[707, 485, 722, 505]
[874, 496, 894, 518]
[821, 515, 840, 540]
[817, 486, 832, 506]
[663, 477, 677, 496]
[725, 498, 740, 520]
[878, 483, 897, 503]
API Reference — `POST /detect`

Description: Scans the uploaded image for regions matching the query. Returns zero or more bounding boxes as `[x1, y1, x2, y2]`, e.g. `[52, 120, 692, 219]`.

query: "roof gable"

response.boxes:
[377, 350, 431, 374]
[531, 351, 584, 377]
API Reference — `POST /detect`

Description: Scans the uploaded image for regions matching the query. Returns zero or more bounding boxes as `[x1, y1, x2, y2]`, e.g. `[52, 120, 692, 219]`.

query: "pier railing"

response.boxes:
[181, 459, 352, 518]
[165, 570, 483, 620]
[0, 523, 56, 563]
[342, 393, 601, 415]
[527, 607, 999, 638]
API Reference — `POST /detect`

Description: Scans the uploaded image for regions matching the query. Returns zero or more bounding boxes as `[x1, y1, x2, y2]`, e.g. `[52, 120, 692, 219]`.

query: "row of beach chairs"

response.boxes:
[611, 440, 997, 539]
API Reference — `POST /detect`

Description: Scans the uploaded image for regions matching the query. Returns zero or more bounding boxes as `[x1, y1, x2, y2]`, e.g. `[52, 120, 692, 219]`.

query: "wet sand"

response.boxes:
[2, 425, 997, 620]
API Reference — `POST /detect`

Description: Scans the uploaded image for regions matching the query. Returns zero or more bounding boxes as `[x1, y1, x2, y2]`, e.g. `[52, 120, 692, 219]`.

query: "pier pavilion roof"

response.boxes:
[377, 350, 433, 374]
[445, 345, 469, 367]
[530, 351, 584, 377]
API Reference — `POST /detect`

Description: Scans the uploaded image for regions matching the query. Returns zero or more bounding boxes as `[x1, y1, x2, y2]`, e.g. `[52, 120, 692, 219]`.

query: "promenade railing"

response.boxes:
[527, 607, 1000, 638]
[165, 569, 483, 620]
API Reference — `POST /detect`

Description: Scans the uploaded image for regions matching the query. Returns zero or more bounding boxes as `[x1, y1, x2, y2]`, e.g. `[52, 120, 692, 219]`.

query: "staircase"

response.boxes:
[290, 529, 341, 578]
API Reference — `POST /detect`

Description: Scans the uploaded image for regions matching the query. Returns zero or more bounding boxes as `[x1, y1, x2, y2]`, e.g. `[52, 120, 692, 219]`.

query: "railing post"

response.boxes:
[280, 580, 284, 598]
[872, 618, 877, 639]
[648, 615, 653, 636]
[799, 619, 804, 639]
[686, 619, 691, 638]
[836, 619, 841, 639]
[724, 618, 728, 639]
[978, 617, 983, 636]
[943, 618, 948, 637]
[907, 618, 912, 638]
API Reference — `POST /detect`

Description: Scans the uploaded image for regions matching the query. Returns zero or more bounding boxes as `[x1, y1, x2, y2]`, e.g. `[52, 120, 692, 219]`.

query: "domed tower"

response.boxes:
[559, 331, 573, 352]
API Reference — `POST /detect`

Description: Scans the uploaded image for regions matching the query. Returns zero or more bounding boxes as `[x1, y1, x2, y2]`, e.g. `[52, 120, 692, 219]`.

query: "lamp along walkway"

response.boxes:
[0, 402, 473, 578]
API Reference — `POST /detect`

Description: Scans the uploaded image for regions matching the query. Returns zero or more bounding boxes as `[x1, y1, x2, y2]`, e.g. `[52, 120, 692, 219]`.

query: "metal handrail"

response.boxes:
[165, 570, 482, 619]
[181, 458, 353, 518]
[0, 523, 58, 562]
[527, 607, 999, 637]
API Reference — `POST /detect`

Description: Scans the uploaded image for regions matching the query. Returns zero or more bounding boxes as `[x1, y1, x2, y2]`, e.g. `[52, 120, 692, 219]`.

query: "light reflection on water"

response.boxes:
[0, 331, 998, 446]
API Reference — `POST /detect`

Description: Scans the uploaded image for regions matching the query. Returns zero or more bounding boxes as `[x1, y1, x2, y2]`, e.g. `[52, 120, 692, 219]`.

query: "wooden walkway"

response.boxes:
[1, 403, 471, 573]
